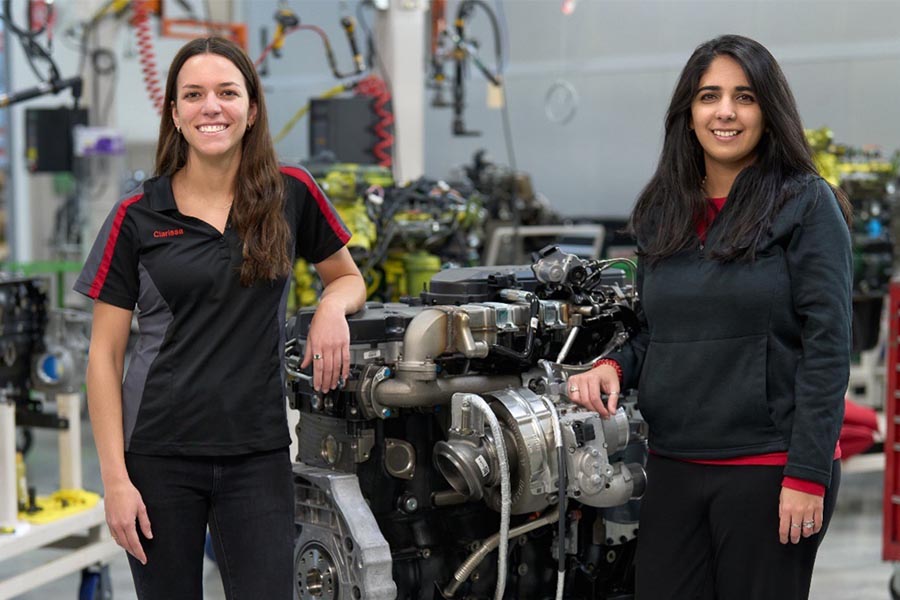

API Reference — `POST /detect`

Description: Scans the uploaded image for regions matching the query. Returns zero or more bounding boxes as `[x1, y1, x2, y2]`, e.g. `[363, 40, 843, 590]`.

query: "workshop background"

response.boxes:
[0, 1, 898, 599]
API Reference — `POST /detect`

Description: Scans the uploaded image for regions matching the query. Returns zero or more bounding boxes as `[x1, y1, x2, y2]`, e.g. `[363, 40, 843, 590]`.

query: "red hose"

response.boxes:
[255, 25, 300, 68]
[254, 25, 340, 77]
[133, 0, 165, 115]
[354, 76, 394, 168]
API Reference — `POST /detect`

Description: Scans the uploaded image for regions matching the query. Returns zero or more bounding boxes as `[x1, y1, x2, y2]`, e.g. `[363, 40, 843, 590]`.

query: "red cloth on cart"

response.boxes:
[840, 397, 879, 460]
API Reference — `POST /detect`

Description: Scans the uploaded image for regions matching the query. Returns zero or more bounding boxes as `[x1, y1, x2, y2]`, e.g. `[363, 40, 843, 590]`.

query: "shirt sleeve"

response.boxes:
[783, 178, 851, 487]
[73, 195, 141, 309]
[782, 476, 825, 497]
[282, 166, 351, 264]
[606, 256, 650, 389]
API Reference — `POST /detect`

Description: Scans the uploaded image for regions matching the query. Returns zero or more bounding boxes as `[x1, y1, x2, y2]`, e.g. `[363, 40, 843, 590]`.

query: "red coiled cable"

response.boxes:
[354, 75, 394, 168]
[133, 0, 164, 114]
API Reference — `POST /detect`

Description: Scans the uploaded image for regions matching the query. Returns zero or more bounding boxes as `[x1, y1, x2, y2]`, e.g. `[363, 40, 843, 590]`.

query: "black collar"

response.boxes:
[146, 175, 178, 212]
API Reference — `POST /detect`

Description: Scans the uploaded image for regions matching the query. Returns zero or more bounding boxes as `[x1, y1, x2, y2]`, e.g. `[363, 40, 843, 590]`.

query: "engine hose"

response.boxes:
[451, 394, 510, 600]
[355, 75, 394, 168]
[132, 0, 164, 114]
[255, 24, 360, 79]
[255, 25, 297, 68]
[491, 295, 539, 362]
[444, 506, 560, 597]
[541, 397, 566, 600]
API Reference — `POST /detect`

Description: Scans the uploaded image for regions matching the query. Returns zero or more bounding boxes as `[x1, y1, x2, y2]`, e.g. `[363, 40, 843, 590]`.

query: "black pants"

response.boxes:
[124, 448, 294, 600]
[635, 455, 840, 600]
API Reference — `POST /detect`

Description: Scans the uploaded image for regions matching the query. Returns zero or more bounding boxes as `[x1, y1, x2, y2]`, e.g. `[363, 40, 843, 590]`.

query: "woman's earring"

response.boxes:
[247, 122, 253, 131]
[176, 124, 181, 134]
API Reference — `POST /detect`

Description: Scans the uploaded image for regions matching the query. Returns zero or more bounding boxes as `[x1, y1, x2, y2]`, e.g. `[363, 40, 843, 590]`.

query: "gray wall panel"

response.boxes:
[239, 1, 900, 216]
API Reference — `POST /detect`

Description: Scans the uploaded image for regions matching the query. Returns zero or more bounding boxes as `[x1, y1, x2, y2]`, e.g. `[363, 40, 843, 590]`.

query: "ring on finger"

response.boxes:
[313, 354, 323, 360]
[790, 523, 801, 529]
[802, 520, 815, 529]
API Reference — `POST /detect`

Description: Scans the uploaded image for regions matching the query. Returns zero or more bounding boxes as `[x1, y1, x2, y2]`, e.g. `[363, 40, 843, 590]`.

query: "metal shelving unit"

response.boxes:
[882, 282, 900, 597]
[0, 393, 118, 599]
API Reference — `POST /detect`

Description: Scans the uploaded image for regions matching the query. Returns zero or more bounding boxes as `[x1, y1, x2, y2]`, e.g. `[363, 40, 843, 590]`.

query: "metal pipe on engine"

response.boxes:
[396, 307, 491, 384]
[443, 507, 561, 597]
[373, 374, 522, 408]
[400, 307, 452, 364]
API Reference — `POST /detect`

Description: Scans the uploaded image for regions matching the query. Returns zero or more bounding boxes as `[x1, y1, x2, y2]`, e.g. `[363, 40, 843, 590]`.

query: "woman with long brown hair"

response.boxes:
[76, 37, 365, 598]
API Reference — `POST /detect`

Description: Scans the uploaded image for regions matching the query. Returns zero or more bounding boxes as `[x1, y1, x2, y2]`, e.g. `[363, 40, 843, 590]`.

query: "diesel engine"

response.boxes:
[285, 247, 647, 600]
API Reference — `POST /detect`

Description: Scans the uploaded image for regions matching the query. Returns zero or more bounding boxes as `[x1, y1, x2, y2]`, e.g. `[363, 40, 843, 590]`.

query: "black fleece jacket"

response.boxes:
[609, 176, 851, 488]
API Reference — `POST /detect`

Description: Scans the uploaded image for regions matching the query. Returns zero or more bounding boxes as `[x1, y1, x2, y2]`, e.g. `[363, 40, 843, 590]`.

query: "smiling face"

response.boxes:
[690, 55, 764, 177]
[171, 53, 257, 165]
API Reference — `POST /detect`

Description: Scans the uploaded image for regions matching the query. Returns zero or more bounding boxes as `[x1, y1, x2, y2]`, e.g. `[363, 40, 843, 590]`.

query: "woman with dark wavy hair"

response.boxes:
[567, 34, 851, 599]
[77, 37, 365, 598]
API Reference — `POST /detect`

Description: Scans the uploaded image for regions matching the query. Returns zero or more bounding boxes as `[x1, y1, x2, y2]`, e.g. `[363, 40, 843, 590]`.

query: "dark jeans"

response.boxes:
[124, 448, 294, 600]
[635, 454, 840, 600]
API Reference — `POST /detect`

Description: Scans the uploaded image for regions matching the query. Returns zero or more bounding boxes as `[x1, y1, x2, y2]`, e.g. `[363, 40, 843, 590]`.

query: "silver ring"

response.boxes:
[608, 391, 619, 396]
[313, 354, 322, 360]
[568, 385, 578, 393]
[790, 523, 801, 529]
[803, 521, 815, 528]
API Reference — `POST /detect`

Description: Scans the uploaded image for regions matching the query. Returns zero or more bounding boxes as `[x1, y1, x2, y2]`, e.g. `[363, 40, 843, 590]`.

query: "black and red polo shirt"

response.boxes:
[75, 165, 350, 456]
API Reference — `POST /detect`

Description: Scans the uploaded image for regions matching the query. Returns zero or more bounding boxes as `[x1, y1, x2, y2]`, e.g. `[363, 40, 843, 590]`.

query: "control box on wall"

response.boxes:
[308, 97, 379, 164]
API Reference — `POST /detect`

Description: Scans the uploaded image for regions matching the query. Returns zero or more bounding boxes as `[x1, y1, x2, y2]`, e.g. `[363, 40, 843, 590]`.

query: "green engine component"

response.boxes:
[404, 250, 442, 297]
[376, 250, 442, 302]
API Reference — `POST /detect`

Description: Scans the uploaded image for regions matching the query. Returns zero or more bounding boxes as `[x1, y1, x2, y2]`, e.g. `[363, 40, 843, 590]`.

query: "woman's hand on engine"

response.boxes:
[305, 247, 366, 393]
[566, 364, 621, 419]
[301, 298, 351, 393]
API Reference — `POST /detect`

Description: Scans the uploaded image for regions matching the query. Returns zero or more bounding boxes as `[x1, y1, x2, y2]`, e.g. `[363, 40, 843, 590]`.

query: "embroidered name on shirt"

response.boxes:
[153, 228, 185, 238]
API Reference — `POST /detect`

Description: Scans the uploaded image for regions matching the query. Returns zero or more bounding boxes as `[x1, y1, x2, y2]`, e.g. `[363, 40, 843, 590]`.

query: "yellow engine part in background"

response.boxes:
[291, 164, 475, 307]
[381, 253, 407, 301]
[404, 250, 443, 298]
[320, 171, 369, 249]
[292, 249, 442, 307]
[335, 199, 376, 254]
[292, 259, 319, 310]
[806, 127, 840, 187]
[806, 126, 896, 184]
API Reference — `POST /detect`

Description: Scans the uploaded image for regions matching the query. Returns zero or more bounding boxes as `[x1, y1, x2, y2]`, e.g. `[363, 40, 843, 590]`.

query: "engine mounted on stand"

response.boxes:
[285, 247, 647, 600]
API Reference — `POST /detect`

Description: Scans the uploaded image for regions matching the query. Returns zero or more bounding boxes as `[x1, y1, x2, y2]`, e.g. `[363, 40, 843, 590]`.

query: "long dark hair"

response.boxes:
[155, 37, 290, 285]
[632, 34, 851, 263]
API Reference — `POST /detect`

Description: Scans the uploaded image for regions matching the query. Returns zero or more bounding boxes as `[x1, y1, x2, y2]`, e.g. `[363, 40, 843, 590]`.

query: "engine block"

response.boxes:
[286, 247, 646, 600]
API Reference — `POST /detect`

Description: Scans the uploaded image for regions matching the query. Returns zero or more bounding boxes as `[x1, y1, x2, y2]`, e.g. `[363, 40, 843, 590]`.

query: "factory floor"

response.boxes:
[1, 419, 893, 600]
